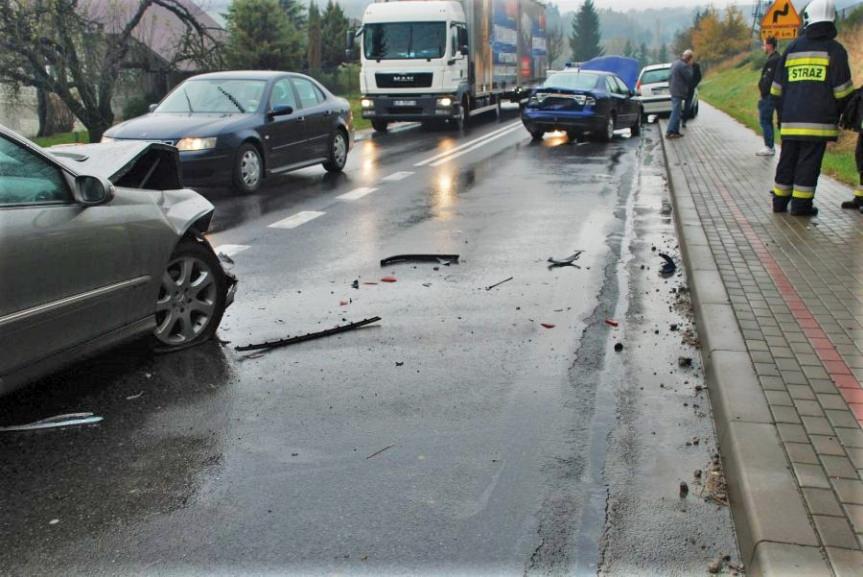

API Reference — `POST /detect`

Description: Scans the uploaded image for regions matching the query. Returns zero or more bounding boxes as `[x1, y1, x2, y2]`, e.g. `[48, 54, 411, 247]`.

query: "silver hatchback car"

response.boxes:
[0, 126, 236, 395]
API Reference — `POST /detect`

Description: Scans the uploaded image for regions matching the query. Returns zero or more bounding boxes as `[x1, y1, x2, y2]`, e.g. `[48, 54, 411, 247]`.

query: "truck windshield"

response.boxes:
[364, 22, 446, 60]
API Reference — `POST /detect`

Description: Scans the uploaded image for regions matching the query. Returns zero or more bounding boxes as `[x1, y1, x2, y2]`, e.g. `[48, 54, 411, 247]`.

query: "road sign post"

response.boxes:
[760, 0, 802, 40]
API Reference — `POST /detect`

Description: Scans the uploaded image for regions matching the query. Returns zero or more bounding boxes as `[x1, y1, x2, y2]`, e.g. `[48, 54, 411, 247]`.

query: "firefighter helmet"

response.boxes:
[802, 0, 836, 26]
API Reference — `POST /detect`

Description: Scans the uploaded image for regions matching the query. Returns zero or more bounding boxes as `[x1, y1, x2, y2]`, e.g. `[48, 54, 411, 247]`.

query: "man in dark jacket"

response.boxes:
[756, 36, 781, 156]
[683, 61, 702, 127]
[839, 88, 863, 212]
[666, 50, 693, 139]
[770, 0, 853, 216]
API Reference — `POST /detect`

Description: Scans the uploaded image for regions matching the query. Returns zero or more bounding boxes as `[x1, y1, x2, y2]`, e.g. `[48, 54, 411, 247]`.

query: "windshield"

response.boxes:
[156, 79, 267, 114]
[640, 68, 671, 85]
[541, 73, 600, 91]
[364, 22, 447, 60]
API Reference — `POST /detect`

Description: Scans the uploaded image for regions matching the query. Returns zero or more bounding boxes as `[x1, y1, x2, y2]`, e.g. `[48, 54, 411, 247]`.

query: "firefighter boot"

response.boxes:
[789, 198, 819, 216]
[772, 192, 790, 213]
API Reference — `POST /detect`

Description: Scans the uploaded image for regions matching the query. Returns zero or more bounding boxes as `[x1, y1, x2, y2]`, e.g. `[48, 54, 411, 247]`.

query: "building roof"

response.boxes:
[81, 0, 225, 71]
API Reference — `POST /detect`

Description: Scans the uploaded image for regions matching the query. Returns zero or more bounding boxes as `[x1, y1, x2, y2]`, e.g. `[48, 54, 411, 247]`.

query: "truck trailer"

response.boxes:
[356, 0, 548, 132]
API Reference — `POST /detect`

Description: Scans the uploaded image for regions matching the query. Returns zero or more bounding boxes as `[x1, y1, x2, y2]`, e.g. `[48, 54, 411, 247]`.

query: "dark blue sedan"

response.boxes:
[102, 71, 354, 194]
[521, 69, 642, 142]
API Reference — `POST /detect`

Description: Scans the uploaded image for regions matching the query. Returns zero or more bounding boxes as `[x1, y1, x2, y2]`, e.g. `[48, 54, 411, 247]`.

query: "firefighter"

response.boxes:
[769, 0, 854, 216]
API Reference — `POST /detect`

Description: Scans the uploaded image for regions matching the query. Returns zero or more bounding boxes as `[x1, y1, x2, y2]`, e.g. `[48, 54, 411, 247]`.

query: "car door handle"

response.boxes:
[297, 116, 306, 122]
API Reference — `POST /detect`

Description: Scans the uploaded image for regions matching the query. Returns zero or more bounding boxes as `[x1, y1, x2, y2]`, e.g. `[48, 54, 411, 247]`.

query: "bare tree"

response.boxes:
[0, 0, 220, 142]
[546, 23, 566, 66]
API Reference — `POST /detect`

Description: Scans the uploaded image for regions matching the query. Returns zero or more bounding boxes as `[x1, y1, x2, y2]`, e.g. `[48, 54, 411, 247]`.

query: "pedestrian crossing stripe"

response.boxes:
[787, 65, 826, 82]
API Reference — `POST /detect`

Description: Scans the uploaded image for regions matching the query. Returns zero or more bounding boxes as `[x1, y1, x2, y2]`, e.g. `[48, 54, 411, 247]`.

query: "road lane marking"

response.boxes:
[214, 244, 250, 257]
[414, 121, 521, 167]
[429, 123, 524, 167]
[381, 171, 414, 182]
[268, 211, 326, 229]
[337, 187, 378, 201]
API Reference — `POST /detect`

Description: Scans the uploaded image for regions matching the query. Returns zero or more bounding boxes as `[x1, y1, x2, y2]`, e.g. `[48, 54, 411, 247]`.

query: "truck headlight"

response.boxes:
[361, 98, 373, 108]
[437, 97, 453, 107]
[100, 136, 116, 143]
[176, 137, 217, 152]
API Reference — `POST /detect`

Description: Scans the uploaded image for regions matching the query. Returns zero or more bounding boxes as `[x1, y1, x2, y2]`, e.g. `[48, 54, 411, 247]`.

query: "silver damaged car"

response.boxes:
[0, 125, 237, 395]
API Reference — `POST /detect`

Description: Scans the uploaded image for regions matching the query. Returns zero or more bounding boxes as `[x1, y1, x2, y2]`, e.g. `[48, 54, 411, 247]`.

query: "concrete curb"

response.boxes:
[655, 122, 832, 577]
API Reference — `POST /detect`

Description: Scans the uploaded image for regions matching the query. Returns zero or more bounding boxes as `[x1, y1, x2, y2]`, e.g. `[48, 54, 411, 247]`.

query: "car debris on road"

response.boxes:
[547, 250, 584, 269]
[485, 276, 514, 291]
[235, 317, 382, 352]
[379, 254, 460, 267]
[0, 412, 103, 432]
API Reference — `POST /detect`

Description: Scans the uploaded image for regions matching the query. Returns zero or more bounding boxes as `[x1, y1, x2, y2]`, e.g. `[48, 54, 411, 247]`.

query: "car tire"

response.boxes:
[322, 129, 348, 172]
[528, 127, 544, 140]
[598, 114, 614, 143]
[372, 120, 389, 133]
[691, 102, 699, 118]
[233, 143, 263, 194]
[631, 111, 642, 136]
[566, 130, 581, 142]
[151, 238, 227, 353]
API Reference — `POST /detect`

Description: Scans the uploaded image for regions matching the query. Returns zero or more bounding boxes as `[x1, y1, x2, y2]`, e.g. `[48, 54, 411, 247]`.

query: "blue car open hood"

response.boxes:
[580, 56, 641, 92]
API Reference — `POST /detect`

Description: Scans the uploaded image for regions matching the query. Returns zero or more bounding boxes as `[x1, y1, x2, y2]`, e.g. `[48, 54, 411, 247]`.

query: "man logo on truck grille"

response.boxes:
[393, 75, 415, 82]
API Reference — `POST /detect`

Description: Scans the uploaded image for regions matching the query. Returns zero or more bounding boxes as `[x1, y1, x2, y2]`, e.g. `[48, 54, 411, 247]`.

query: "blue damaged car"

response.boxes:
[521, 56, 643, 142]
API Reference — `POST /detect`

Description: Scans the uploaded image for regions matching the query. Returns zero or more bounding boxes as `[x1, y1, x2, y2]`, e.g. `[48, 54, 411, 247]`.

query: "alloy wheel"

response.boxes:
[333, 132, 347, 168]
[240, 149, 261, 188]
[154, 255, 218, 346]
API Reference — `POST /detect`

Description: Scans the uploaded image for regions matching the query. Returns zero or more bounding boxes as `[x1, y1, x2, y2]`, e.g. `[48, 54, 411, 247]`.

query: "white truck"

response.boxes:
[355, 0, 548, 132]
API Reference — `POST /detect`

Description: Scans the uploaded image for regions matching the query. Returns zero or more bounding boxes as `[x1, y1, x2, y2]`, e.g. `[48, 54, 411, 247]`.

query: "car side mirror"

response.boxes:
[148, 103, 158, 113]
[268, 104, 294, 118]
[460, 44, 469, 56]
[74, 175, 114, 206]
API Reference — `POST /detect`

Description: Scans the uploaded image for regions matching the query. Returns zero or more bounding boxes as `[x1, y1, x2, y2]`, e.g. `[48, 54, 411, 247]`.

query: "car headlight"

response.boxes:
[437, 97, 453, 107]
[176, 137, 217, 152]
[585, 97, 596, 106]
[527, 96, 539, 106]
[361, 98, 373, 109]
[100, 135, 116, 143]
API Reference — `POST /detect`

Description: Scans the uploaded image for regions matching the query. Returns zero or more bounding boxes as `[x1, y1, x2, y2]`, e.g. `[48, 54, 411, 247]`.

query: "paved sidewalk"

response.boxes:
[660, 103, 863, 576]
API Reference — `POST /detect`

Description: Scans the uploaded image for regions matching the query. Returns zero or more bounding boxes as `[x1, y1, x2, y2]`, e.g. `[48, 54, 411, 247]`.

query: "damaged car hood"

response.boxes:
[47, 141, 183, 189]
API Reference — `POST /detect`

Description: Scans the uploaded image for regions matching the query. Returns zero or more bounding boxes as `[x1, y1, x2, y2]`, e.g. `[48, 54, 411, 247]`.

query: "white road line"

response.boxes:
[381, 171, 415, 182]
[429, 123, 524, 167]
[337, 187, 378, 201]
[414, 121, 521, 167]
[214, 244, 251, 257]
[268, 210, 326, 229]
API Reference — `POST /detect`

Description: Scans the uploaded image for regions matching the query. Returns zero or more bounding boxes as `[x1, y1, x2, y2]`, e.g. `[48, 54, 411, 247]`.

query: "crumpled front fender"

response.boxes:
[157, 189, 215, 236]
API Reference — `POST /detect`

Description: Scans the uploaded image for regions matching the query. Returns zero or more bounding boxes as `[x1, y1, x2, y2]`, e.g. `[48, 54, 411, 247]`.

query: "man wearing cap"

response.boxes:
[666, 50, 693, 139]
[769, 0, 854, 215]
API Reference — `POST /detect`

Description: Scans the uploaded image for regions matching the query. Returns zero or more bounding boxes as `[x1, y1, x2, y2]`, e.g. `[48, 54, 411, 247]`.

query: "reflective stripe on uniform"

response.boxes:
[785, 57, 830, 67]
[770, 81, 783, 96]
[785, 50, 830, 60]
[773, 183, 792, 197]
[855, 186, 863, 198]
[780, 122, 839, 138]
[834, 81, 855, 99]
[792, 185, 815, 199]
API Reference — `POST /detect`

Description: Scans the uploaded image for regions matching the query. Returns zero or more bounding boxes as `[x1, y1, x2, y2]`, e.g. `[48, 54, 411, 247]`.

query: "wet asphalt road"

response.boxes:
[0, 109, 740, 576]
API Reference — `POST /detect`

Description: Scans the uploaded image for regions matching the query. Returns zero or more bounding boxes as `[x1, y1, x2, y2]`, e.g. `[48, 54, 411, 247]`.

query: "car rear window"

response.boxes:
[541, 73, 600, 91]
[640, 68, 671, 85]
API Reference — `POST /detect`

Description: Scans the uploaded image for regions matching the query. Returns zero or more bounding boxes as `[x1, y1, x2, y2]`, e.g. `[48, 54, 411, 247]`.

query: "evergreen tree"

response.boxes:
[657, 43, 669, 63]
[279, 0, 307, 28]
[638, 41, 649, 67]
[307, 0, 322, 71]
[320, 0, 350, 68]
[623, 39, 635, 58]
[569, 0, 604, 62]
[226, 0, 305, 70]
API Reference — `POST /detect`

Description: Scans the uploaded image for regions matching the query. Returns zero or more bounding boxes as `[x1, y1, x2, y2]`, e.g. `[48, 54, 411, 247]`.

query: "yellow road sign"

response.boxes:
[761, 0, 802, 40]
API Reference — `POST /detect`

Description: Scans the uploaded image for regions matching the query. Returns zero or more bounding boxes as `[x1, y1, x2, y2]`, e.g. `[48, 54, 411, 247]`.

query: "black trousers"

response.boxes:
[773, 139, 828, 209]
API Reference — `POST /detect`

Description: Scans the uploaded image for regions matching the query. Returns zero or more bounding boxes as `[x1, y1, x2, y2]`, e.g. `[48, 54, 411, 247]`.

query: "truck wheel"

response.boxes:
[372, 120, 388, 133]
[455, 97, 470, 131]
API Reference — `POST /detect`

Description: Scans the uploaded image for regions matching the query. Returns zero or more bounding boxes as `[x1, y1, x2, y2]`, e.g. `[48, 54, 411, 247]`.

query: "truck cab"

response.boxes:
[358, 1, 470, 132]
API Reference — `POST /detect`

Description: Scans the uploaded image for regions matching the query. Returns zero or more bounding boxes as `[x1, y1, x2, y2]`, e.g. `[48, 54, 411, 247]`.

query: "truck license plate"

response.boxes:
[394, 100, 417, 106]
